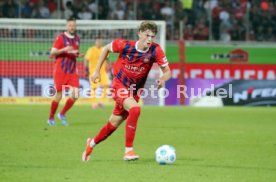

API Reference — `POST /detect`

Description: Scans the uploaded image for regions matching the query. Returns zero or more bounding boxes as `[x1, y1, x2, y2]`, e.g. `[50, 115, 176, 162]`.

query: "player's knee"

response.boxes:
[129, 106, 141, 117]
[109, 115, 124, 127]
[71, 88, 79, 100]
[110, 120, 121, 127]
[54, 92, 62, 102]
[71, 95, 79, 101]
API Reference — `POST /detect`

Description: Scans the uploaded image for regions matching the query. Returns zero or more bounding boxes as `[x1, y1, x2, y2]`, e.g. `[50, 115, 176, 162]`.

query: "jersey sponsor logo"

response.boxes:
[126, 54, 152, 63]
[125, 64, 145, 72]
[126, 55, 132, 61]
[143, 57, 150, 63]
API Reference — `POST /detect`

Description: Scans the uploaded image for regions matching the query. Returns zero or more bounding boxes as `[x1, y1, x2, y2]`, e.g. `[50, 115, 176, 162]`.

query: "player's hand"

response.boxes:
[78, 52, 85, 58]
[67, 50, 79, 55]
[91, 71, 101, 83]
[63, 46, 74, 52]
[156, 78, 165, 90]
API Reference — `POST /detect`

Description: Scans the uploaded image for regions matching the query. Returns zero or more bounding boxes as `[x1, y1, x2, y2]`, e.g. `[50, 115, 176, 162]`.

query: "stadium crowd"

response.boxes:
[0, 0, 276, 41]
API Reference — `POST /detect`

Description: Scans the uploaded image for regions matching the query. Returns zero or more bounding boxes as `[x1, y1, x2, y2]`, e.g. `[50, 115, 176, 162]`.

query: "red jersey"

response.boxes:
[52, 32, 80, 74]
[111, 39, 168, 90]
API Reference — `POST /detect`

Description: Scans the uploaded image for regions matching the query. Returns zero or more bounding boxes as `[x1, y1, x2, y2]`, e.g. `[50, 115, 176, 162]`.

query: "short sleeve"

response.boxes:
[52, 35, 63, 49]
[154, 45, 169, 67]
[111, 39, 126, 53]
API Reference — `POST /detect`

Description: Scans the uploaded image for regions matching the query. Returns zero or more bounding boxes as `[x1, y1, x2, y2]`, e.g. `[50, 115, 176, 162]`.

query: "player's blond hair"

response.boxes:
[139, 21, 158, 34]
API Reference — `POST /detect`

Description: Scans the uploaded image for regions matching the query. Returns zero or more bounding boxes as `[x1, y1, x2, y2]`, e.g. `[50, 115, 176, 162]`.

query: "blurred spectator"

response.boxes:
[0, 6, 2, 18]
[62, 0, 71, 10]
[220, 20, 231, 42]
[78, 6, 92, 20]
[264, 26, 275, 41]
[97, 0, 109, 19]
[138, 1, 152, 20]
[161, 1, 174, 17]
[64, 1, 73, 19]
[255, 25, 264, 41]
[31, 0, 50, 18]
[1, 0, 276, 41]
[48, 0, 57, 13]
[174, 1, 185, 23]
[88, 0, 97, 18]
[231, 20, 246, 41]
[124, 3, 136, 20]
[161, 0, 175, 40]
[193, 16, 209, 40]
[183, 24, 194, 40]
[2, 0, 18, 18]
[203, 0, 218, 11]
[109, 0, 125, 12]
[111, 1, 125, 20]
[21, 1, 34, 18]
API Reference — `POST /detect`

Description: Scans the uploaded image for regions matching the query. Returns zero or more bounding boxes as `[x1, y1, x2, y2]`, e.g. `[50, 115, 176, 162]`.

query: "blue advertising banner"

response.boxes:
[165, 79, 276, 106]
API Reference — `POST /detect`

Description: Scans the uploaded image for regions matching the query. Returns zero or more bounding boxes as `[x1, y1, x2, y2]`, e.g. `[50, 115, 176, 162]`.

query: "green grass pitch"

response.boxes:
[0, 105, 275, 182]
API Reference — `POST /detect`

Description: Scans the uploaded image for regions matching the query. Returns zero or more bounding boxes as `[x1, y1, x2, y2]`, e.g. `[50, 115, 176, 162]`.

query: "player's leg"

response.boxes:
[48, 91, 62, 126]
[82, 114, 124, 161]
[58, 86, 79, 126]
[58, 73, 79, 125]
[60, 86, 79, 114]
[89, 69, 99, 109]
[98, 72, 110, 108]
[90, 83, 98, 109]
[47, 73, 63, 126]
[90, 114, 124, 146]
[50, 91, 62, 118]
[123, 97, 141, 160]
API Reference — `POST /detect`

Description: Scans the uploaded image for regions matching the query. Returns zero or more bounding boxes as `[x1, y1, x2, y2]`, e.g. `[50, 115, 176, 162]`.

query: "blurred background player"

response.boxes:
[47, 17, 84, 126]
[84, 37, 110, 109]
[82, 21, 172, 161]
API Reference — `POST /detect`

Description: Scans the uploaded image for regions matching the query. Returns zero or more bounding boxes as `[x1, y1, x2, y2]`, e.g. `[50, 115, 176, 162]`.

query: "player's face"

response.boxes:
[66, 20, 76, 35]
[95, 38, 102, 48]
[138, 29, 156, 50]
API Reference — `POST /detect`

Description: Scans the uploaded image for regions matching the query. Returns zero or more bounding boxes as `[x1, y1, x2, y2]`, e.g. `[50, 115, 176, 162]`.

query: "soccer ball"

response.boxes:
[155, 145, 176, 165]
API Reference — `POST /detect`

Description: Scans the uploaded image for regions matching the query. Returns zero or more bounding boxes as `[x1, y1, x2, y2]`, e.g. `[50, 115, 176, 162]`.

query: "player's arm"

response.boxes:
[50, 35, 76, 57]
[157, 65, 172, 89]
[155, 45, 171, 89]
[50, 46, 74, 57]
[84, 59, 89, 77]
[91, 43, 112, 83]
[83, 48, 92, 77]
[105, 56, 111, 72]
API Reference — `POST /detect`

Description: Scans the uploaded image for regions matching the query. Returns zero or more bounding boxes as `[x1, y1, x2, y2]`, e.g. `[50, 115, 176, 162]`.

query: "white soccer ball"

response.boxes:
[155, 145, 176, 164]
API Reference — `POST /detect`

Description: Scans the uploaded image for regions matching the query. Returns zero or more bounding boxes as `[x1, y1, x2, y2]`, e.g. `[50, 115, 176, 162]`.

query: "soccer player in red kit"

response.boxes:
[82, 21, 172, 161]
[47, 17, 84, 126]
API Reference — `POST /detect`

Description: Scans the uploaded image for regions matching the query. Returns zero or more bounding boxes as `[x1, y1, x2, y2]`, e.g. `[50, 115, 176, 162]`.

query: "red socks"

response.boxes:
[49, 100, 59, 119]
[125, 106, 141, 148]
[91, 106, 141, 147]
[94, 122, 117, 144]
[60, 98, 75, 115]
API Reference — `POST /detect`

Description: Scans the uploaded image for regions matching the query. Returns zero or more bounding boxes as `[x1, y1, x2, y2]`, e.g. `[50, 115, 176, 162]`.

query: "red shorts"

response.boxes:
[53, 70, 79, 92]
[111, 78, 139, 119]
